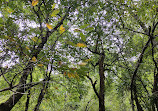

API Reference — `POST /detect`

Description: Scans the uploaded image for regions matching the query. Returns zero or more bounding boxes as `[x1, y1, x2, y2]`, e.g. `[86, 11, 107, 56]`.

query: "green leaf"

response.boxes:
[37, 38, 42, 44]
[66, 41, 76, 46]
[85, 27, 94, 31]
[80, 24, 89, 29]
[80, 32, 86, 42]
[32, 37, 38, 42]
[52, 3, 56, 10]
[6, 7, 14, 14]
[84, 59, 92, 62]
[51, 9, 60, 17]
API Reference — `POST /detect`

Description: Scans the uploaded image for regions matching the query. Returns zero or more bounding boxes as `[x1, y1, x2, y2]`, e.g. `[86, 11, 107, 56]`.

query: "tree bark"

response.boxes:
[152, 73, 158, 110]
[99, 53, 105, 111]
[0, 62, 33, 111]
[34, 88, 46, 111]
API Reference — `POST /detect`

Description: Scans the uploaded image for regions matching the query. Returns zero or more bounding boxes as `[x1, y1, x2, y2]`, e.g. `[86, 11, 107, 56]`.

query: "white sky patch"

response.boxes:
[0, 12, 2, 17]
[27, 21, 39, 28]
[68, 25, 79, 36]
[128, 53, 140, 62]
[1, 58, 18, 68]
[17, 19, 39, 30]
[104, 71, 108, 77]
[2, 60, 13, 68]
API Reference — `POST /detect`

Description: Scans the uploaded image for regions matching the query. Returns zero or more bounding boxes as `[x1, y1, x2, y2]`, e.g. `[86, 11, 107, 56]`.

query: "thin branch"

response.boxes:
[34, 59, 54, 111]
[87, 47, 100, 55]
[25, 90, 31, 111]
[86, 75, 100, 100]
[0, 69, 11, 87]
[130, 37, 151, 111]
[85, 98, 93, 111]
[150, 36, 158, 72]
[123, 27, 148, 36]
[152, 22, 158, 34]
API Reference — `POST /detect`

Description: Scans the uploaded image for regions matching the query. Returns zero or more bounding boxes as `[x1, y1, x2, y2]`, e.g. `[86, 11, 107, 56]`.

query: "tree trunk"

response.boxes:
[152, 74, 158, 110]
[133, 84, 143, 111]
[99, 53, 105, 111]
[0, 62, 33, 111]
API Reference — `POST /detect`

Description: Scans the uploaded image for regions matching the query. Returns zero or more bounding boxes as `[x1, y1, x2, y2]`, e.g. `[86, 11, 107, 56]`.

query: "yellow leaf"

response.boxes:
[75, 73, 79, 79]
[84, 59, 92, 62]
[7, 10, 12, 14]
[32, 37, 38, 42]
[46, 23, 53, 29]
[32, 0, 39, 6]
[76, 43, 87, 48]
[59, 25, 65, 34]
[7, 7, 14, 14]
[71, 74, 75, 78]
[26, 46, 30, 50]
[31, 56, 37, 62]
[64, 72, 67, 76]
[79, 62, 87, 66]
[68, 73, 71, 78]
[52, 3, 56, 9]
[37, 64, 44, 67]
[51, 9, 60, 17]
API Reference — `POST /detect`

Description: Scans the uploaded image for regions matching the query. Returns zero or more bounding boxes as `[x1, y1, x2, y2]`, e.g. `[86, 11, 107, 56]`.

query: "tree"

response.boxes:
[69, 0, 158, 110]
[0, 0, 158, 111]
[0, 0, 82, 110]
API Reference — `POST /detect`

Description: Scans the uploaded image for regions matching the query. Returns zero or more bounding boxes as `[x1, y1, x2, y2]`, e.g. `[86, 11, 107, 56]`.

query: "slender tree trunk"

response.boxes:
[99, 53, 105, 111]
[152, 74, 158, 110]
[133, 84, 143, 111]
[0, 62, 33, 111]
[150, 32, 158, 110]
[34, 88, 46, 111]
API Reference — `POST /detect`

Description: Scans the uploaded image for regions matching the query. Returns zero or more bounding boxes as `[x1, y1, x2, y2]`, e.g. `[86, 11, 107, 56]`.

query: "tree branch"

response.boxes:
[86, 75, 100, 100]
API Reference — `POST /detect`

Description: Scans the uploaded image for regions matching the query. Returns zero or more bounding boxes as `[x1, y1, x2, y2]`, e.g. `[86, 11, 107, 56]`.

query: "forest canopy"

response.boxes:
[0, 0, 158, 111]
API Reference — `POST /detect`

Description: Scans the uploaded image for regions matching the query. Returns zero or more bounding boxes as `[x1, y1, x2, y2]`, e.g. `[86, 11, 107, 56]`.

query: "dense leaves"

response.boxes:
[0, 0, 158, 111]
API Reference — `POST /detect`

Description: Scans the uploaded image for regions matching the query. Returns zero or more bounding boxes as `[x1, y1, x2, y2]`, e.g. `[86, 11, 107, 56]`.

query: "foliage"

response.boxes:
[0, 0, 158, 111]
